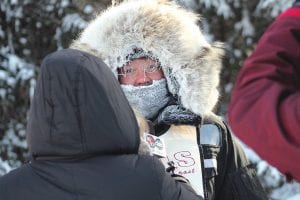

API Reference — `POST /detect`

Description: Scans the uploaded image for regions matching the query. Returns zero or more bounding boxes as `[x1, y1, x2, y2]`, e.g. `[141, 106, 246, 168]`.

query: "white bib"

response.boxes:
[158, 125, 204, 197]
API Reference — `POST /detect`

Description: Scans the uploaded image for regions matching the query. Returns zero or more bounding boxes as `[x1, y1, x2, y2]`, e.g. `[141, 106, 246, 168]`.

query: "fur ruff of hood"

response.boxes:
[71, 0, 224, 117]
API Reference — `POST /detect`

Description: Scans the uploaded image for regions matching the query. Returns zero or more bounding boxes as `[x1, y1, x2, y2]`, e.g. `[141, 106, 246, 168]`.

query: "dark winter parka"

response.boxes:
[0, 49, 201, 200]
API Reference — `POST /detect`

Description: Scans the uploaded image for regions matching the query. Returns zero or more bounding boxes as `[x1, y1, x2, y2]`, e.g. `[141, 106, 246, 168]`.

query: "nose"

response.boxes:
[134, 70, 152, 86]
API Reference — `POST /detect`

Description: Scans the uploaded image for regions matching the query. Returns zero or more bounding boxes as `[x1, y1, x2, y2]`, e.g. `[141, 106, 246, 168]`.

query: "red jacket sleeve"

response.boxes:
[228, 6, 300, 180]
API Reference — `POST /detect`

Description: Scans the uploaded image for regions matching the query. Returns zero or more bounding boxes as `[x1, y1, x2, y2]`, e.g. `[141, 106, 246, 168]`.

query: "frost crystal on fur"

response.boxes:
[71, 0, 224, 116]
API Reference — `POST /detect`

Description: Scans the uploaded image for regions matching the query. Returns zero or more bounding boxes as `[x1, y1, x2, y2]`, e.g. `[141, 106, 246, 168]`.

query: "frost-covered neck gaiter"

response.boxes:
[121, 79, 170, 119]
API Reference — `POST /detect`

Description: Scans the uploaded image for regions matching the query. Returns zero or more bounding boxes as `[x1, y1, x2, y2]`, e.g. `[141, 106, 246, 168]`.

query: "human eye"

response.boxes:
[145, 64, 159, 73]
[125, 67, 135, 74]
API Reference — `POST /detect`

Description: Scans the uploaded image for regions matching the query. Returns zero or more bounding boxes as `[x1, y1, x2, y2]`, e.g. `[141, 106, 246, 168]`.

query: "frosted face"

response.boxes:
[118, 58, 164, 86]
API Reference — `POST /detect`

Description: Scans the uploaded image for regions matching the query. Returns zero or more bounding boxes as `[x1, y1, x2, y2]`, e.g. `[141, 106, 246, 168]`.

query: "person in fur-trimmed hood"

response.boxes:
[71, 0, 267, 199]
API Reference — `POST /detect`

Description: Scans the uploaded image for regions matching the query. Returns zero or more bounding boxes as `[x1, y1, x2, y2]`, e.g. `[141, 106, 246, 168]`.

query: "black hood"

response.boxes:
[26, 49, 139, 159]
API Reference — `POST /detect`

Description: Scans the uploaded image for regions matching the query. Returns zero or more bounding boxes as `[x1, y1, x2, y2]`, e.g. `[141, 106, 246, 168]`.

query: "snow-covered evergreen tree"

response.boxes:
[0, 0, 299, 198]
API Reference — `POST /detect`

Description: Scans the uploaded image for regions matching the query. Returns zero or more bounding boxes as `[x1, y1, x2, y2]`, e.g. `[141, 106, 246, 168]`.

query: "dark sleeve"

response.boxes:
[228, 6, 300, 180]
[151, 156, 202, 200]
[214, 123, 267, 200]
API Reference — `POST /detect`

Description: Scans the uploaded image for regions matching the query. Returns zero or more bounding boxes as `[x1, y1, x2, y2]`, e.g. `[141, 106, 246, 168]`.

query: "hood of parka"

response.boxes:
[71, 0, 224, 117]
[26, 49, 139, 159]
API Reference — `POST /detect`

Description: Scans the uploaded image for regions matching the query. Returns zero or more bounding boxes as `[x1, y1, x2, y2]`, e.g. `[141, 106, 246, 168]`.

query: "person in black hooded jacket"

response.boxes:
[0, 49, 201, 200]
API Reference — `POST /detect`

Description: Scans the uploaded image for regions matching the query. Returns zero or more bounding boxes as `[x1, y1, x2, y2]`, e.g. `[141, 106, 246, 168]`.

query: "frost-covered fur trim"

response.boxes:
[71, 0, 224, 116]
